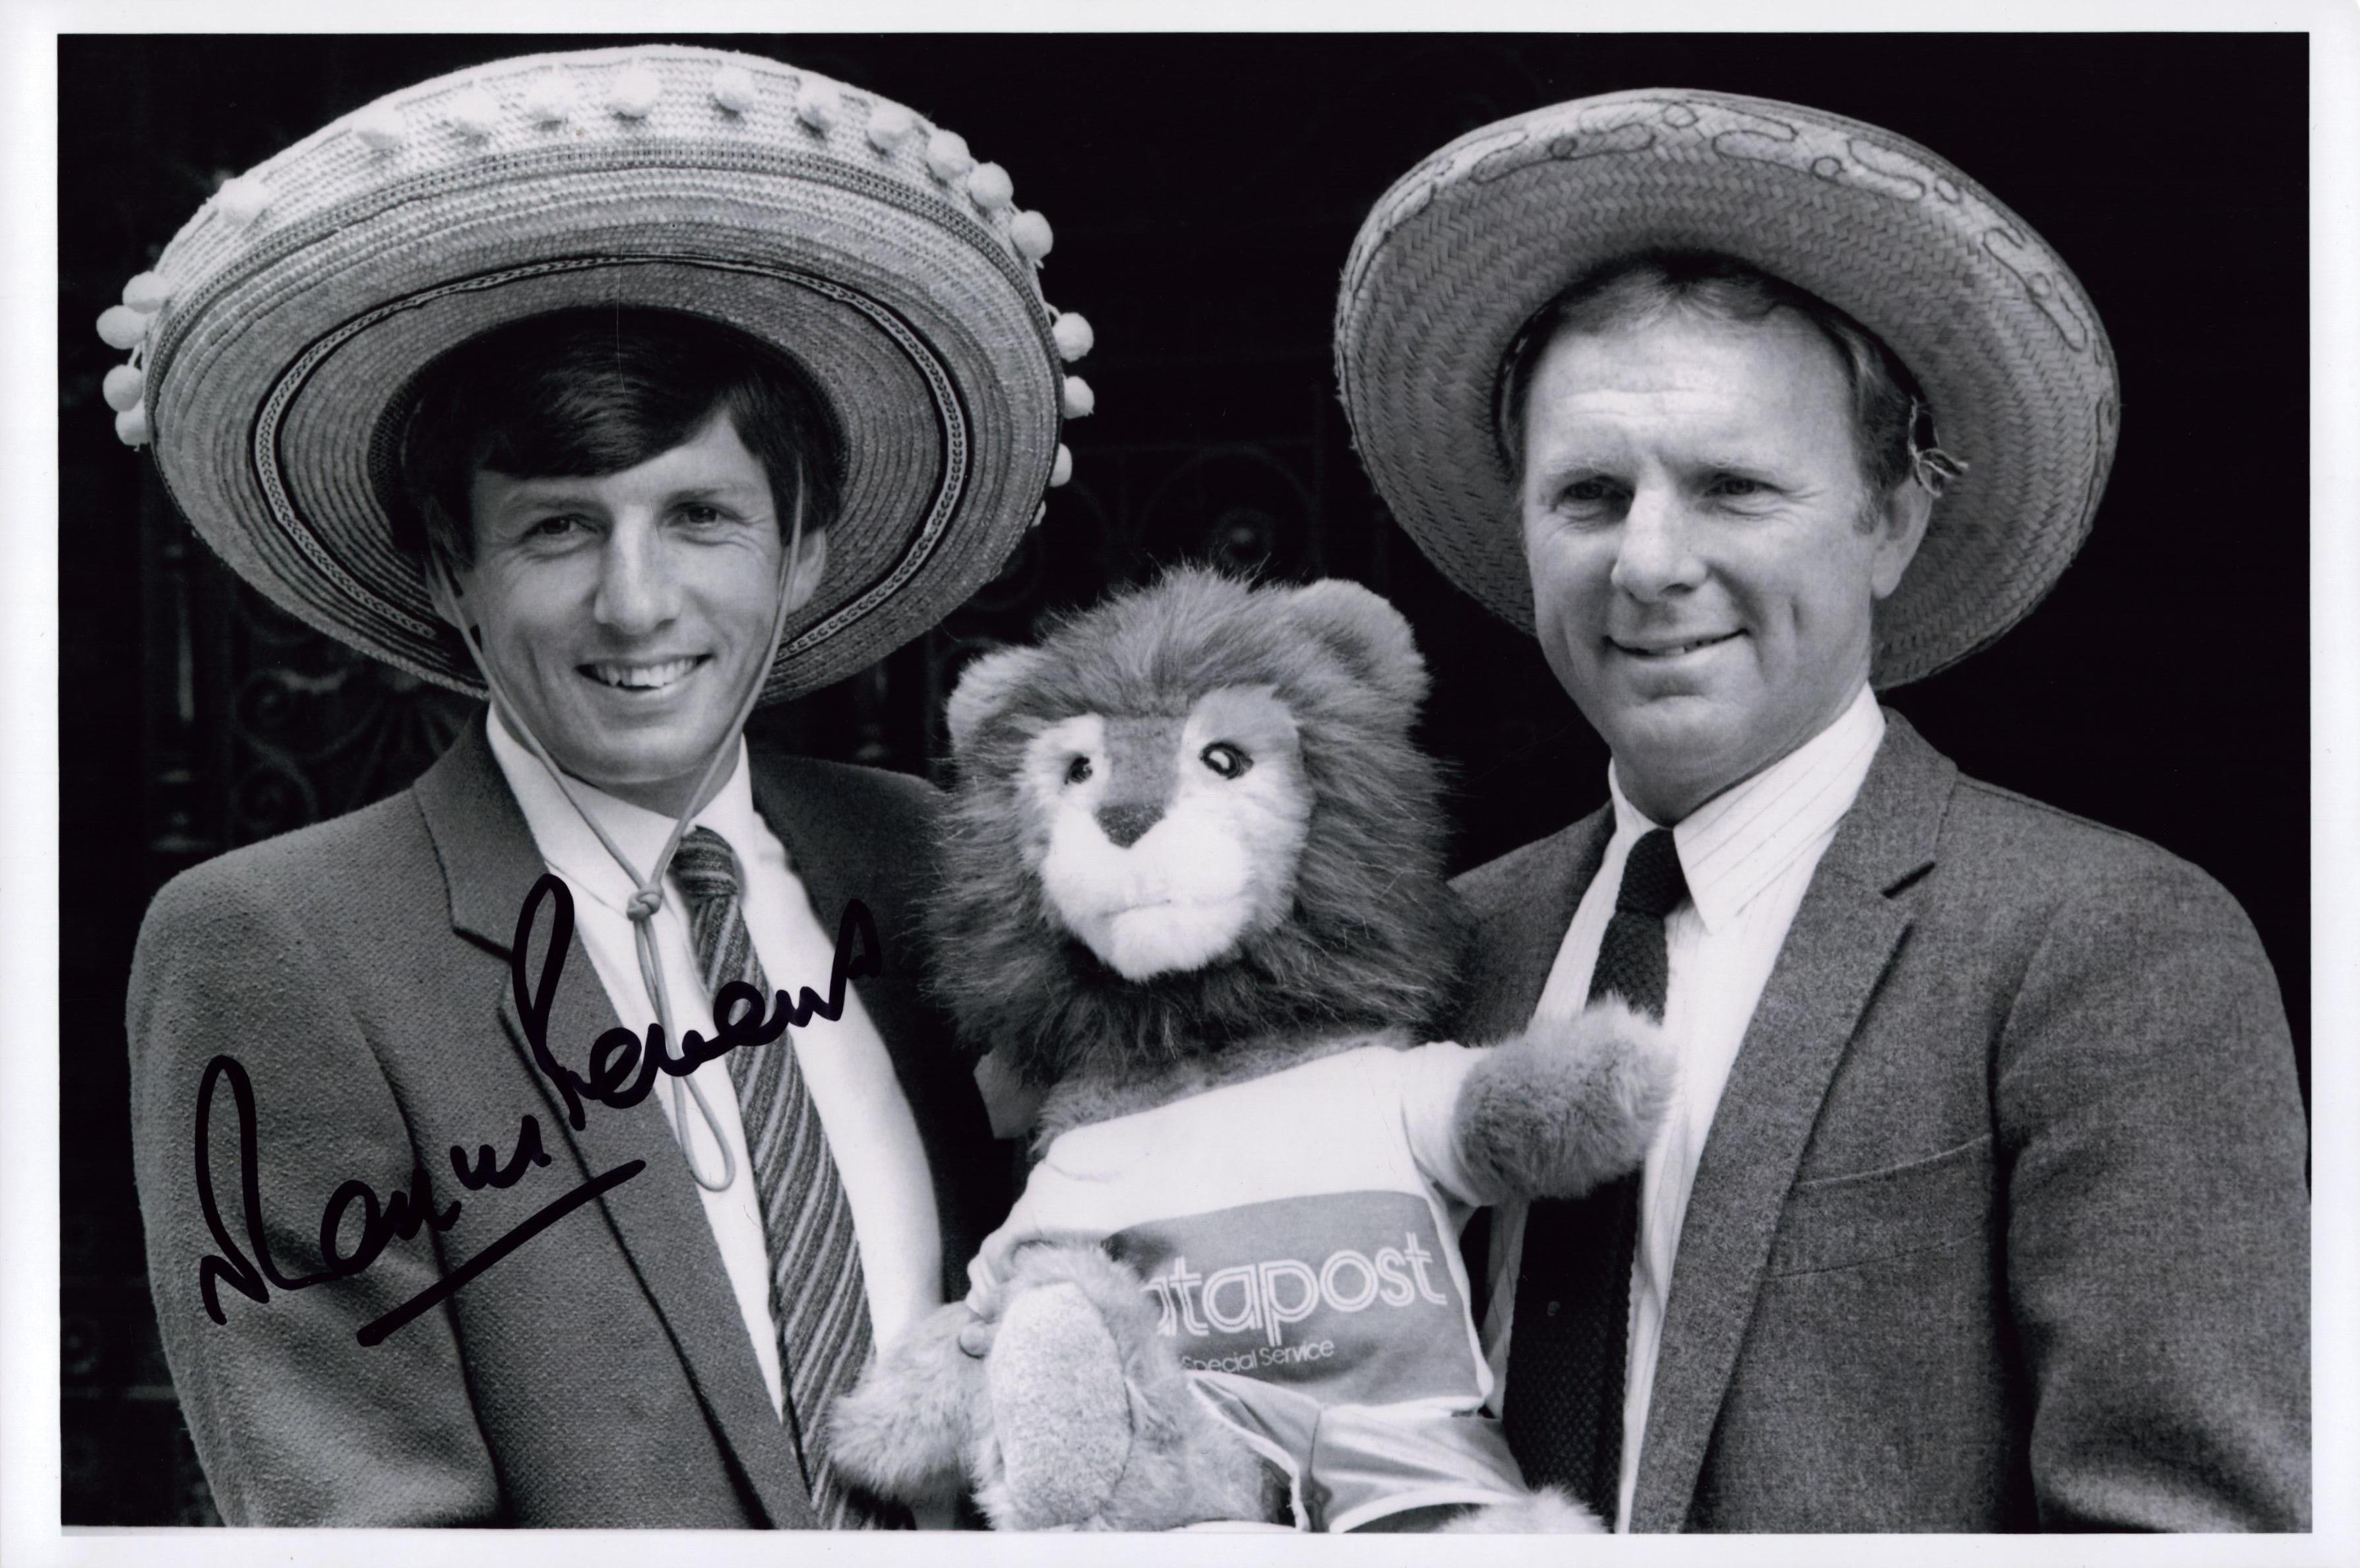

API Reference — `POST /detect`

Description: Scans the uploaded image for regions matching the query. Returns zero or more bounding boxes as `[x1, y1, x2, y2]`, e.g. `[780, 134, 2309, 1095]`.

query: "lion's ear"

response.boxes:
[945, 643, 1052, 757]
[1286, 579, 1429, 714]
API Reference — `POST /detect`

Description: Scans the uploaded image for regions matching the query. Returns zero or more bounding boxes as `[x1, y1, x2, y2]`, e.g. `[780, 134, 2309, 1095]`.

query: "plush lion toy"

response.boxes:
[830, 569, 1669, 1532]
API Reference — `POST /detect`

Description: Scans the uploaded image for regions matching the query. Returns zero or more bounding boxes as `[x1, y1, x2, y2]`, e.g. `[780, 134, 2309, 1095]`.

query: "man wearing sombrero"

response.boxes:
[1337, 91, 2308, 1531]
[115, 46, 1093, 1526]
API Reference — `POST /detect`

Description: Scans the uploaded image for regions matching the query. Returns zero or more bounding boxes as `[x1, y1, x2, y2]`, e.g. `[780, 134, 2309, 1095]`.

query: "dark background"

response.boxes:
[59, 33, 2309, 1524]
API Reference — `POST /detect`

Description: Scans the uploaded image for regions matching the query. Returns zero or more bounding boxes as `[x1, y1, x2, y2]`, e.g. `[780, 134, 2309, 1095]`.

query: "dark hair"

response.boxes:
[1495, 252, 1952, 506]
[387, 307, 845, 572]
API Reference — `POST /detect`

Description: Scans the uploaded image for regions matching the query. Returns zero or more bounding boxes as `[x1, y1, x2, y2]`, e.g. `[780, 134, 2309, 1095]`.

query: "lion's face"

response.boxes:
[1018, 685, 1311, 980]
[927, 569, 1470, 1084]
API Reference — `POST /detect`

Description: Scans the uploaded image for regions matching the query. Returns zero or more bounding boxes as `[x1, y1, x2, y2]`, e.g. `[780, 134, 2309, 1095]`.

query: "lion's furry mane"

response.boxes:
[928, 569, 1471, 1096]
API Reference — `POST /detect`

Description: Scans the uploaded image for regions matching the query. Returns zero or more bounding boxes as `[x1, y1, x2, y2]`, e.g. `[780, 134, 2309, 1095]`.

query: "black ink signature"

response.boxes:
[193, 873, 881, 1346]
[512, 873, 881, 1133]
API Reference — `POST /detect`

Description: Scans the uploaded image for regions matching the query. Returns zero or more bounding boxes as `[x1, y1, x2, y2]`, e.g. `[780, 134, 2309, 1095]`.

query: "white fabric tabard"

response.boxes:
[968, 1043, 1537, 1532]
[1483, 683, 1886, 1530]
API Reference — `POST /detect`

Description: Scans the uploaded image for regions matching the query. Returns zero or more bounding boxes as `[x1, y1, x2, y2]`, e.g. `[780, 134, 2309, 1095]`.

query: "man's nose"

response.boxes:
[592, 520, 680, 633]
[1609, 488, 1704, 602]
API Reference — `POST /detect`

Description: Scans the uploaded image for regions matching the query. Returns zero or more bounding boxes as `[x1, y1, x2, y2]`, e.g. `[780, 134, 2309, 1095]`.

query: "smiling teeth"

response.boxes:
[1631, 634, 1732, 656]
[588, 657, 699, 689]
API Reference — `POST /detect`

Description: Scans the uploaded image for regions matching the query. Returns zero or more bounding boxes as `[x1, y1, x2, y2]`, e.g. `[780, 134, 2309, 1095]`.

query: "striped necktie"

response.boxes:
[1502, 827, 1687, 1522]
[669, 826, 881, 1529]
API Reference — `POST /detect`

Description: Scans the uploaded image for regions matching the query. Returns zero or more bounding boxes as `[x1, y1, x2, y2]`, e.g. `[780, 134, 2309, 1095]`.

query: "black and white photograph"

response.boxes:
[12, 9, 2355, 1560]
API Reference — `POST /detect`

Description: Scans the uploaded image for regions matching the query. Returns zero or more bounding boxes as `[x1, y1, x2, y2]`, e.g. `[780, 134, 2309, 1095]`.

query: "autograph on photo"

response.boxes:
[188, 874, 881, 1347]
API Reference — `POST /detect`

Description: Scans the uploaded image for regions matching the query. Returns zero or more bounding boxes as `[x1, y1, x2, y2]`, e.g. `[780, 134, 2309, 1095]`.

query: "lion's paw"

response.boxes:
[1455, 997, 1677, 1201]
[827, 1301, 985, 1507]
[983, 1281, 1136, 1528]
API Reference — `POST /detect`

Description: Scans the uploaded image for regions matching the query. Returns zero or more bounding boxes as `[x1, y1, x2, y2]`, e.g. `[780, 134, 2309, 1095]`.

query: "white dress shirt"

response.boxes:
[1483, 683, 1886, 1530]
[485, 713, 942, 1418]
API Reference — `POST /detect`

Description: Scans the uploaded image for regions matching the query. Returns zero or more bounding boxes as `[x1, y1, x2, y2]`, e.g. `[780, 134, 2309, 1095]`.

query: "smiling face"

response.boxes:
[1518, 310, 1929, 823]
[444, 410, 826, 815]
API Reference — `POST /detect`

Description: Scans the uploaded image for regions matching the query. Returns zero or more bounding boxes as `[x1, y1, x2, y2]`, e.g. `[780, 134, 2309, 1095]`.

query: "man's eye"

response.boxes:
[1065, 755, 1093, 786]
[1200, 742, 1252, 780]
[527, 514, 586, 538]
[1555, 478, 1629, 516]
[1707, 475, 1772, 499]
[677, 503, 729, 527]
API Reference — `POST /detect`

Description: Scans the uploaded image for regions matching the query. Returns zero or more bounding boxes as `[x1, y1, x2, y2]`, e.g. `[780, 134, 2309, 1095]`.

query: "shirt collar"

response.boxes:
[1606, 683, 1886, 935]
[483, 707, 766, 918]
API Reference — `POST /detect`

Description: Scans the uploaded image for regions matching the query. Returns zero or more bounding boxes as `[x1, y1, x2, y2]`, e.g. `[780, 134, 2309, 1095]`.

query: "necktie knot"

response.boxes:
[668, 826, 743, 906]
[1617, 828, 1687, 919]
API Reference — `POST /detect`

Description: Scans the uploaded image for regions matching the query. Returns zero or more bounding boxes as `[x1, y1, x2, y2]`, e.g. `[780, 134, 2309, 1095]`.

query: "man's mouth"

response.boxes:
[581, 655, 708, 691]
[1610, 631, 1741, 660]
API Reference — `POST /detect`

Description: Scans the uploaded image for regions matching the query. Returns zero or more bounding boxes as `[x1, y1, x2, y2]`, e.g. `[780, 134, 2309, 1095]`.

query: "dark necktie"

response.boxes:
[669, 827, 882, 1529]
[1501, 827, 1687, 1522]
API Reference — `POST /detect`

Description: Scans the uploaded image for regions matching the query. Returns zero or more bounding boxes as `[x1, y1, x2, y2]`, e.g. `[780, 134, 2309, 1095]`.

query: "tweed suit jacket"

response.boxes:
[127, 718, 1009, 1527]
[1456, 713, 2309, 1532]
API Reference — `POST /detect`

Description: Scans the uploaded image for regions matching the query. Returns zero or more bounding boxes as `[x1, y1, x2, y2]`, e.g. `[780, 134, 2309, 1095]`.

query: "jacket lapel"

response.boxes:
[1458, 808, 1613, 1042]
[413, 720, 817, 1529]
[1628, 714, 1956, 1532]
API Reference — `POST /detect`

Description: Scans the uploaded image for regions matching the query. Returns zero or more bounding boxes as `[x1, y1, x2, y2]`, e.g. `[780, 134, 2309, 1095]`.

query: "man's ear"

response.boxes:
[945, 643, 1052, 759]
[1869, 478, 1935, 601]
[782, 524, 830, 614]
[1286, 578, 1429, 714]
[421, 553, 475, 638]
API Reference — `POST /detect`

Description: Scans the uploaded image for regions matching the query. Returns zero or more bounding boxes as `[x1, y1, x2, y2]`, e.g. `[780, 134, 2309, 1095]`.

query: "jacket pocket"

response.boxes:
[1766, 1133, 1995, 1277]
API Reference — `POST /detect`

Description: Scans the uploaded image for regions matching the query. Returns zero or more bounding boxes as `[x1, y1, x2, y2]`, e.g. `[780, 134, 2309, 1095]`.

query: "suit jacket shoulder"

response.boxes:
[1456, 812, 1605, 922]
[1935, 769, 2270, 950]
[135, 788, 446, 967]
[1869, 747, 2289, 1138]
[748, 746, 943, 946]
[1449, 809, 1611, 1043]
[128, 783, 480, 1141]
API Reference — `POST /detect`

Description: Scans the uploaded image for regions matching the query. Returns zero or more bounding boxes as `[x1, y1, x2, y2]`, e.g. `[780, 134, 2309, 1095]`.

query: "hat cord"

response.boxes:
[426, 473, 809, 1195]
[1908, 396, 1969, 497]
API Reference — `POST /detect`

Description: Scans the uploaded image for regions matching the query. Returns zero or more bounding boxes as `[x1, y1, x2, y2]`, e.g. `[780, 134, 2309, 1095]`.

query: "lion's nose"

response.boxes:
[1096, 803, 1163, 848]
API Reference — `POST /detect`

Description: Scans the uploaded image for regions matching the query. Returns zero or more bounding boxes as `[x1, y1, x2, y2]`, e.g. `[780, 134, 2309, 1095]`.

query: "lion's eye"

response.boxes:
[1200, 742, 1252, 780]
[1065, 755, 1094, 786]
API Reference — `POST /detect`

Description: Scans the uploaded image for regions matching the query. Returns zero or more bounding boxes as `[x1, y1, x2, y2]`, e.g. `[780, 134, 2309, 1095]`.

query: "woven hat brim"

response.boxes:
[1335, 89, 2121, 688]
[143, 46, 1059, 704]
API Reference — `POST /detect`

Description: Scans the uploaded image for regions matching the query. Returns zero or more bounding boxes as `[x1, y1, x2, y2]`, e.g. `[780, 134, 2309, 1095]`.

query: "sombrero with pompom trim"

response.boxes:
[1334, 88, 2120, 689]
[96, 43, 1100, 704]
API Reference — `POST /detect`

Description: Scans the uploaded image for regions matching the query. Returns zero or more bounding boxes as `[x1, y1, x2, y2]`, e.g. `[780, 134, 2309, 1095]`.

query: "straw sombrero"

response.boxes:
[96, 44, 1099, 703]
[1334, 88, 2120, 688]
